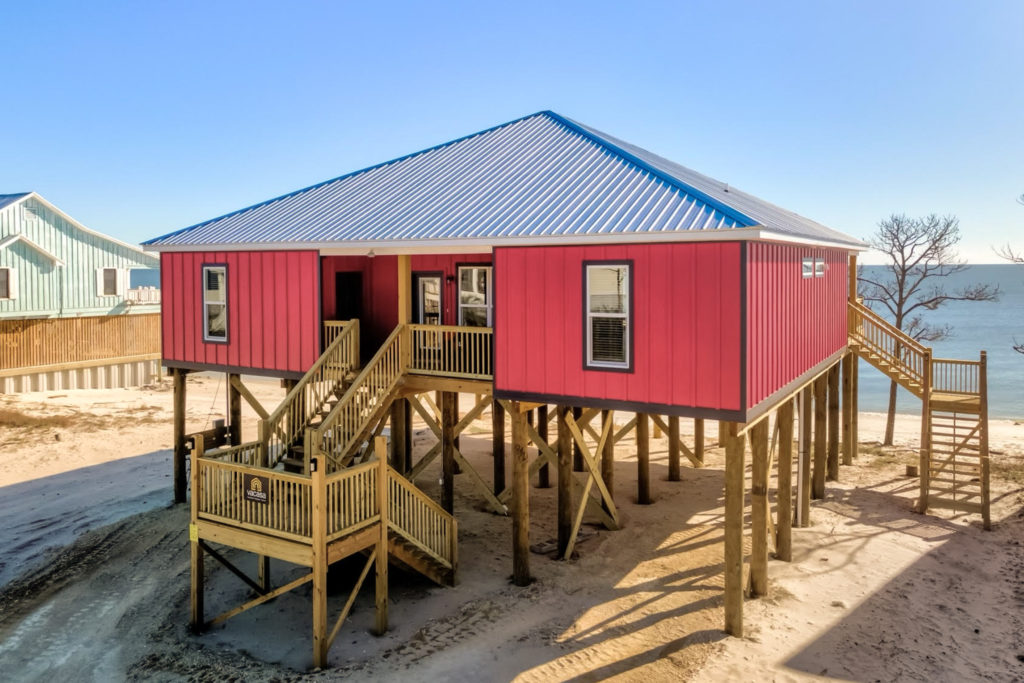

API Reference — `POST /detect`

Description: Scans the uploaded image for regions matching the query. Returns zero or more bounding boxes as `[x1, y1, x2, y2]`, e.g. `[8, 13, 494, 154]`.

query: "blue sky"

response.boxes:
[2, 1, 1021, 262]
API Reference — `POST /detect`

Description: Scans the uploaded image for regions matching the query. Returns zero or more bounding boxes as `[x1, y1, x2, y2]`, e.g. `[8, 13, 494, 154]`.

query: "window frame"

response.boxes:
[101, 267, 119, 296]
[582, 259, 634, 373]
[814, 258, 826, 278]
[801, 257, 814, 279]
[202, 263, 229, 344]
[455, 264, 493, 327]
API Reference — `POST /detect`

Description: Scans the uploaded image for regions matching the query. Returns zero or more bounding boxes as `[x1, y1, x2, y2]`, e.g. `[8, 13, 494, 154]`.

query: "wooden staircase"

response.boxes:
[848, 301, 990, 528]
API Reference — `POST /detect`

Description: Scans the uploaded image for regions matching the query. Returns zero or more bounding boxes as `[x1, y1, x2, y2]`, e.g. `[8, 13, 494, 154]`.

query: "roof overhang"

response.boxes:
[0, 233, 64, 265]
[142, 226, 867, 255]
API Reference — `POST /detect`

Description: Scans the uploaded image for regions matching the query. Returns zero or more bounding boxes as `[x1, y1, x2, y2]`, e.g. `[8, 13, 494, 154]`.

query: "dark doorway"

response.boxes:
[412, 272, 443, 325]
[334, 272, 363, 321]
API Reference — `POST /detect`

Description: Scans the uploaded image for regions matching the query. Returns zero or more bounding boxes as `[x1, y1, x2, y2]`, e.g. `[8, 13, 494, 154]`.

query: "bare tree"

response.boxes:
[859, 214, 999, 445]
[996, 197, 1024, 353]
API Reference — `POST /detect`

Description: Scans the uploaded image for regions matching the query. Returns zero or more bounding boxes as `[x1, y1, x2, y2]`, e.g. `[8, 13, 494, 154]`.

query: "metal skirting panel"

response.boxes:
[0, 358, 161, 394]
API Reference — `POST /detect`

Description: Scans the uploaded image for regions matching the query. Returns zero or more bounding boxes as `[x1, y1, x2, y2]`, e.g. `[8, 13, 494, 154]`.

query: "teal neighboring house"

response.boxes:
[0, 192, 158, 318]
[0, 192, 162, 392]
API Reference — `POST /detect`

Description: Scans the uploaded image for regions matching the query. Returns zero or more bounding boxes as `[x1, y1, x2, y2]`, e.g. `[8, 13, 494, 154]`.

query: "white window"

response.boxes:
[802, 257, 814, 279]
[814, 258, 826, 277]
[0, 267, 15, 299]
[95, 267, 124, 296]
[457, 266, 492, 327]
[586, 263, 631, 370]
[203, 265, 228, 342]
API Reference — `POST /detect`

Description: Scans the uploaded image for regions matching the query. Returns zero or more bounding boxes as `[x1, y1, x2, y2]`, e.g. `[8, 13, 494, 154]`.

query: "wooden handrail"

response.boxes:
[261, 319, 360, 467]
[387, 464, 456, 568]
[848, 300, 927, 354]
[407, 324, 493, 380]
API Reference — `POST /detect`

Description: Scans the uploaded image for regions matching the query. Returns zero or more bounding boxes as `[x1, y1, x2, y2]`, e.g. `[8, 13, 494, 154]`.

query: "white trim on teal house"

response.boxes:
[0, 192, 158, 319]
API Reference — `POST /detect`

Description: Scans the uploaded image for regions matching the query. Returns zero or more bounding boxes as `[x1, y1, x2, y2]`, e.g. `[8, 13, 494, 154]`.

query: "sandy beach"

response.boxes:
[1, 374, 1022, 681]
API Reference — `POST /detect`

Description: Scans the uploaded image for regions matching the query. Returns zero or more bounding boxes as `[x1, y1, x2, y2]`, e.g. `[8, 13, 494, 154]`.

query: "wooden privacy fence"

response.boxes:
[0, 313, 160, 371]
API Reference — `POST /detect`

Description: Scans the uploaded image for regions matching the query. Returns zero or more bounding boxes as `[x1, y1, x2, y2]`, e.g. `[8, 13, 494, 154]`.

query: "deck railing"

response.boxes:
[388, 466, 457, 568]
[195, 456, 314, 540]
[203, 440, 263, 467]
[848, 301, 928, 388]
[325, 460, 379, 541]
[314, 324, 406, 468]
[262, 319, 360, 467]
[931, 357, 981, 395]
[408, 324, 493, 380]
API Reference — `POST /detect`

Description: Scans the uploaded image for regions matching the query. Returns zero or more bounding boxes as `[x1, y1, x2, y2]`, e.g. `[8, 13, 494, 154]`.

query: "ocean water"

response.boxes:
[857, 264, 1024, 419]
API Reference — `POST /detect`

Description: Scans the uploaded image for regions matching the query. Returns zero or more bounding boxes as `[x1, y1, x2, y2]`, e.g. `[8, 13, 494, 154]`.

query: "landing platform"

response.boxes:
[930, 392, 981, 414]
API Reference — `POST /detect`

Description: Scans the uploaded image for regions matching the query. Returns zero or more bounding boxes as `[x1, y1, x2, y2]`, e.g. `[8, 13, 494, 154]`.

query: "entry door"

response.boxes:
[413, 273, 443, 350]
[334, 272, 363, 321]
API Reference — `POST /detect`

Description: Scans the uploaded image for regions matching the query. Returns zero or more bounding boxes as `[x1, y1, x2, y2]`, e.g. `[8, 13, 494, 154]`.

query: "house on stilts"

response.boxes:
[142, 110, 991, 667]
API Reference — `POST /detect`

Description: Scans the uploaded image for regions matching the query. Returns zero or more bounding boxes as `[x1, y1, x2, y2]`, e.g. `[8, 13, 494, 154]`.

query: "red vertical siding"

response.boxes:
[494, 242, 743, 413]
[745, 243, 848, 410]
[161, 250, 320, 375]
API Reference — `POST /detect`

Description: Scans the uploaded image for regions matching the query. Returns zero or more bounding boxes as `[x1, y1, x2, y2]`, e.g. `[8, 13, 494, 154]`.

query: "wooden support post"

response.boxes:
[980, 351, 991, 530]
[724, 422, 745, 637]
[799, 386, 812, 526]
[557, 405, 573, 558]
[453, 392, 461, 459]
[536, 405, 551, 488]
[601, 409, 615, 513]
[173, 368, 187, 504]
[653, 416, 663, 439]
[917, 350, 932, 515]
[492, 398, 505, 496]
[718, 420, 727, 446]
[750, 419, 769, 598]
[668, 415, 681, 482]
[572, 407, 583, 471]
[257, 555, 270, 593]
[511, 405, 531, 585]
[404, 401, 413, 473]
[374, 437, 389, 635]
[694, 418, 705, 466]
[636, 413, 651, 504]
[311, 451, 327, 668]
[189, 434, 204, 632]
[442, 392, 456, 514]
[842, 352, 854, 466]
[812, 375, 827, 499]
[227, 373, 242, 445]
[390, 399, 408, 472]
[776, 400, 794, 562]
[397, 254, 411, 325]
[827, 363, 840, 481]
[851, 355, 859, 461]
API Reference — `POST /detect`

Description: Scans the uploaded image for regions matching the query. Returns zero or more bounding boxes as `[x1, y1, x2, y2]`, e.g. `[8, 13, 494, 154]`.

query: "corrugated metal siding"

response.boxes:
[745, 243, 848, 409]
[494, 242, 743, 412]
[145, 112, 780, 249]
[0, 196, 158, 318]
[161, 250, 320, 374]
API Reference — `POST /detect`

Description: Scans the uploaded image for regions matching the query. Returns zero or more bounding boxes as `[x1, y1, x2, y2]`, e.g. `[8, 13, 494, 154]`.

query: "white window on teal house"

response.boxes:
[96, 267, 124, 297]
[0, 267, 16, 299]
[457, 266, 492, 327]
[203, 265, 228, 342]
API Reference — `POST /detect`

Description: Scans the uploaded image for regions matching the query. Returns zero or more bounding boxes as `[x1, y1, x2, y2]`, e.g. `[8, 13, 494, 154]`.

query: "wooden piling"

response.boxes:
[173, 368, 187, 504]
[511, 405, 531, 585]
[799, 386, 812, 526]
[492, 398, 505, 495]
[812, 375, 826, 499]
[776, 400, 794, 562]
[390, 399, 408, 472]
[189, 433, 204, 632]
[724, 422, 745, 637]
[442, 391, 456, 513]
[573, 407, 584, 471]
[227, 373, 241, 445]
[311, 453, 327, 668]
[827, 363, 840, 481]
[601, 409, 615, 513]
[374, 437, 389, 636]
[537, 405, 551, 488]
[841, 352, 853, 466]
[557, 405, 572, 557]
[694, 418, 705, 465]
[750, 419, 769, 598]
[668, 415, 681, 482]
[636, 412, 651, 504]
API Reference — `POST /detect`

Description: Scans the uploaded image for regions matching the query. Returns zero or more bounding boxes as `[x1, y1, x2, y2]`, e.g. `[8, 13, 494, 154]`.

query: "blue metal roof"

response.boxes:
[0, 193, 30, 212]
[144, 112, 863, 250]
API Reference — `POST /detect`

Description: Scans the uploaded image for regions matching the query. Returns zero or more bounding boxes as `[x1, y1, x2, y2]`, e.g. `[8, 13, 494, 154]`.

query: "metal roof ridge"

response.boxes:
[540, 111, 757, 228]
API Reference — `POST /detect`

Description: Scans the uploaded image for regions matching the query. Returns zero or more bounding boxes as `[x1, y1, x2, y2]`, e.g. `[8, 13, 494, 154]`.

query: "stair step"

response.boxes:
[281, 456, 305, 472]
